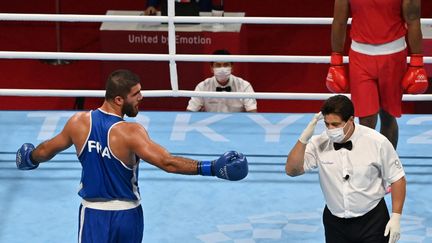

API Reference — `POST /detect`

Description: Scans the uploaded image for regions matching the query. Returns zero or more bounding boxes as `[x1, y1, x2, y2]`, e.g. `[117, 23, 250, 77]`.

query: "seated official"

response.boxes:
[144, 0, 212, 15]
[187, 49, 257, 112]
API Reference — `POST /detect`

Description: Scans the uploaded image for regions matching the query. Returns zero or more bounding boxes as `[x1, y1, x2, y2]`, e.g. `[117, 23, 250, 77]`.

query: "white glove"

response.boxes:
[384, 213, 401, 243]
[299, 112, 323, 144]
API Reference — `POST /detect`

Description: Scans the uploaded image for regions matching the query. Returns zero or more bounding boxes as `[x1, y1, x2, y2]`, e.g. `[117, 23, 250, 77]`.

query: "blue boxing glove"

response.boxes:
[16, 143, 39, 170]
[198, 151, 248, 181]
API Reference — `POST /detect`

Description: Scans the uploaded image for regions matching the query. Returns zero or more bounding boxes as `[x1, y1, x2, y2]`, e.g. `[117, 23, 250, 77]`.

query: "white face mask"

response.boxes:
[214, 67, 231, 82]
[326, 122, 349, 143]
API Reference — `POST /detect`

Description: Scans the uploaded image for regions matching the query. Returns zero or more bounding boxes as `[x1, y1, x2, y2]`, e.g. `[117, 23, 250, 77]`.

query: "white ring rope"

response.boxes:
[1, 89, 431, 101]
[1, 13, 432, 25]
[1, 8, 432, 101]
[0, 52, 431, 64]
[0, 13, 334, 25]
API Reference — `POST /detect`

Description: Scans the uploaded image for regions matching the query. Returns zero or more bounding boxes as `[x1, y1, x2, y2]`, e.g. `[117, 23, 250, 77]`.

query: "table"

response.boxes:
[100, 10, 245, 110]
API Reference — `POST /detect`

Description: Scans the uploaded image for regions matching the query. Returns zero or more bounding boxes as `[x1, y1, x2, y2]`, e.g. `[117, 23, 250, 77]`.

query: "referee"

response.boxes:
[285, 95, 406, 243]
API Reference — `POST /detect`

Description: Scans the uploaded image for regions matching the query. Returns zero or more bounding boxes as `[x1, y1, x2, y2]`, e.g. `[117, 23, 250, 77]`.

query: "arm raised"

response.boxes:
[125, 123, 248, 180]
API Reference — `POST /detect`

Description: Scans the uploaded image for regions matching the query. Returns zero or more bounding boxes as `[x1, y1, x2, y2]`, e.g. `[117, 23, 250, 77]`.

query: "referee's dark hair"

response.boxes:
[211, 49, 232, 65]
[105, 69, 141, 101]
[320, 95, 354, 122]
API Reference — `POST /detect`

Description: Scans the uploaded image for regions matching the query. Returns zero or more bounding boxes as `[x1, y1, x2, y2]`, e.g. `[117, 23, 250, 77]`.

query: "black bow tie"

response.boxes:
[333, 140, 353, 151]
[216, 86, 231, 92]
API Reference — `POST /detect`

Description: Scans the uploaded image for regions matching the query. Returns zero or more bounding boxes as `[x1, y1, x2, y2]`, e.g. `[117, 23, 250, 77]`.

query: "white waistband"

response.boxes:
[82, 199, 140, 211]
[351, 37, 406, 55]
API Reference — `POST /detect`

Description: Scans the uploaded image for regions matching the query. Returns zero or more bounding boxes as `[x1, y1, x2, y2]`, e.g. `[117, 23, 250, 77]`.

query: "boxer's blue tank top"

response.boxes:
[77, 109, 140, 200]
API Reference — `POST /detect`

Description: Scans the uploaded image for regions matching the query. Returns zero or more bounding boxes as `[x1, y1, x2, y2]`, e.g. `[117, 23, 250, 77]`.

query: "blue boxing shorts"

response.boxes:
[78, 200, 143, 243]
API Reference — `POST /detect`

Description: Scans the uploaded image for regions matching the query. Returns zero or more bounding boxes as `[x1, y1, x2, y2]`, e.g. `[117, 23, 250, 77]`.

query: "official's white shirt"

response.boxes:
[186, 75, 257, 112]
[304, 124, 405, 218]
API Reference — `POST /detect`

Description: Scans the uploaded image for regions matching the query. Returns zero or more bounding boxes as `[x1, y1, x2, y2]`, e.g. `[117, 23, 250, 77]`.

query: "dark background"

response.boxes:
[0, 0, 431, 113]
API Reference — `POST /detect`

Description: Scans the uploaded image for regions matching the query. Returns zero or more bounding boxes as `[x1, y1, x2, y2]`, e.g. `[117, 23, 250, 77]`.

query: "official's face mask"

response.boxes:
[326, 121, 349, 143]
[214, 67, 231, 81]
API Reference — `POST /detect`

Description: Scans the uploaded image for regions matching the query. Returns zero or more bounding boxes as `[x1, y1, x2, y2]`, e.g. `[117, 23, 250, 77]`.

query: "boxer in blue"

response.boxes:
[16, 69, 248, 243]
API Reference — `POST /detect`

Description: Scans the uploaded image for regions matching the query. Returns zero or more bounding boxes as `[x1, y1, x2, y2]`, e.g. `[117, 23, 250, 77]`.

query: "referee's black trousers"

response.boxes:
[323, 198, 390, 243]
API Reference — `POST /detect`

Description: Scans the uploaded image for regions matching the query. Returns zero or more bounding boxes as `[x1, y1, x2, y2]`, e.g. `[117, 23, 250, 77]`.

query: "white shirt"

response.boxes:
[304, 124, 405, 218]
[186, 75, 257, 112]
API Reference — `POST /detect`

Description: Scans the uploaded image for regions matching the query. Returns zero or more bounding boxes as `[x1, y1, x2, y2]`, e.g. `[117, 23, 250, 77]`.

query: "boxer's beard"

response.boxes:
[122, 101, 138, 117]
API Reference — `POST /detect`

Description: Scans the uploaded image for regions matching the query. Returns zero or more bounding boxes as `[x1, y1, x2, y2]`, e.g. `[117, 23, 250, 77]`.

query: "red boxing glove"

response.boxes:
[402, 54, 429, 94]
[326, 52, 349, 93]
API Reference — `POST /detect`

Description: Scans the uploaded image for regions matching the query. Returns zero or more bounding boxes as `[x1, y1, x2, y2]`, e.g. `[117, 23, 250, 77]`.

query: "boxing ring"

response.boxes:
[1, 3, 432, 242]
